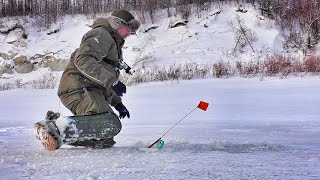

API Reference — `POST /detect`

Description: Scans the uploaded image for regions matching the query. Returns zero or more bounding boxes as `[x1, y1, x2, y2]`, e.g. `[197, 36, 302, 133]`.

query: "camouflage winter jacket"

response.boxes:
[58, 18, 124, 106]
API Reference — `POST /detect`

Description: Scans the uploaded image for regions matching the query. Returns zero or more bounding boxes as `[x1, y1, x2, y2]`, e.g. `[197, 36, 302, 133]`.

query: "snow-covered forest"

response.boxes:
[0, 0, 319, 179]
[1, 0, 320, 52]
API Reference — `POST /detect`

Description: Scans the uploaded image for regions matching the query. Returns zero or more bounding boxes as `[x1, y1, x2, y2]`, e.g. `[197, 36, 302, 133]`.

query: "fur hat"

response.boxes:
[108, 10, 141, 33]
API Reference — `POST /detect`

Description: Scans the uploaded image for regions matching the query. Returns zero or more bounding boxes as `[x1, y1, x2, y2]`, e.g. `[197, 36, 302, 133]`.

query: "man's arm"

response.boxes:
[74, 29, 117, 88]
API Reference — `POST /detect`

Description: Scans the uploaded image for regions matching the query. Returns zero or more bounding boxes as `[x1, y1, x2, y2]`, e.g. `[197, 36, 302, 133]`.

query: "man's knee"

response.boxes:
[77, 88, 112, 115]
[59, 88, 113, 115]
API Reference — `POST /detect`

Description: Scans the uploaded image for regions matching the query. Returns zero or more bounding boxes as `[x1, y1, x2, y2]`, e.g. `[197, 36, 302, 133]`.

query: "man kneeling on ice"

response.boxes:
[34, 10, 141, 151]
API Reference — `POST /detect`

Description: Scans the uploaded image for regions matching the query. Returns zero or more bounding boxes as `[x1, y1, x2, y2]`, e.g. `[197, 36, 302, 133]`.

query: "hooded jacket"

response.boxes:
[58, 18, 123, 106]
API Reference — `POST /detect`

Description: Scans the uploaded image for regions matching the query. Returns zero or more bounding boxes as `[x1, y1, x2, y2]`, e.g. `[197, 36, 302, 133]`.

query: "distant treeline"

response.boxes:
[0, 0, 259, 25]
[0, 0, 255, 19]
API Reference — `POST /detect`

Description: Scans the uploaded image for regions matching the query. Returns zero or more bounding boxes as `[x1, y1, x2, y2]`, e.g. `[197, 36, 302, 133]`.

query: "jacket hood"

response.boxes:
[92, 18, 111, 29]
[92, 17, 125, 42]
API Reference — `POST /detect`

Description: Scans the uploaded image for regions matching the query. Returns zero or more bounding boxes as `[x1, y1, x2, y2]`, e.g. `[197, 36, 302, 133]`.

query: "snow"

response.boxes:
[1, 77, 320, 179]
[0, 3, 320, 179]
[1, 67, 56, 83]
[0, 5, 282, 72]
[55, 116, 73, 136]
[129, 5, 281, 67]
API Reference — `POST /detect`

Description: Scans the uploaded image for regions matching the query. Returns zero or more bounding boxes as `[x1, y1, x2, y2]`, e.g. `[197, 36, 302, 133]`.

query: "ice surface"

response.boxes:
[0, 3, 319, 179]
[0, 78, 319, 179]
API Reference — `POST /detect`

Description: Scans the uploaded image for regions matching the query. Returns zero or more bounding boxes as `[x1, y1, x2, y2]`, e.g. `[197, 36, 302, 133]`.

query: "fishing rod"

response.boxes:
[147, 101, 209, 149]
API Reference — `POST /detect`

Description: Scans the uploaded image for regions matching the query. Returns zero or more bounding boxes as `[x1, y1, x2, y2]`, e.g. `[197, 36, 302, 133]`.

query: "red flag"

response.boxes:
[197, 101, 209, 111]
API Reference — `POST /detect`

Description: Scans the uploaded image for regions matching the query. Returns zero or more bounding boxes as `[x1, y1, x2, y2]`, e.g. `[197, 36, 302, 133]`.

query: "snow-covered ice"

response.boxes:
[0, 3, 319, 179]
[0, 77, 319, 179]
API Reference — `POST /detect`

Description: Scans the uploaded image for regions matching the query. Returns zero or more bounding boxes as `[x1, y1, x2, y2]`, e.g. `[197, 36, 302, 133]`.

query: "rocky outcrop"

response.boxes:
[4, 29, 27, 47]
[13, 55, 34, 74]
[0, 64, 14, 74]
[47, 58, 69, 71]
[15, 63, 34, 73]
[13, 55, 28, 65]
[40, 55, 69, 71]
[0, 52, 18, 60]
[170, 21, 188, 28]
[0, 24, 28, 47]
[0, 52, 68, 75]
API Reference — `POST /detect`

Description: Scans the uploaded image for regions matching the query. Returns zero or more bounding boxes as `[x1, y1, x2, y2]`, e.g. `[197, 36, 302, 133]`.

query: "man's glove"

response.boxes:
[112, 81, 126, 97]
[115, 103, 130, 119]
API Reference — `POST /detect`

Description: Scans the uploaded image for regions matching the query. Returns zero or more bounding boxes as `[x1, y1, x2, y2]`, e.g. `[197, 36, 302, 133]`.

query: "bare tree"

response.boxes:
[229, 15, 257, 52]
[0, 0, 5, 17]
[269, 0, 320, 51]
[176, 0, 191, 20]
